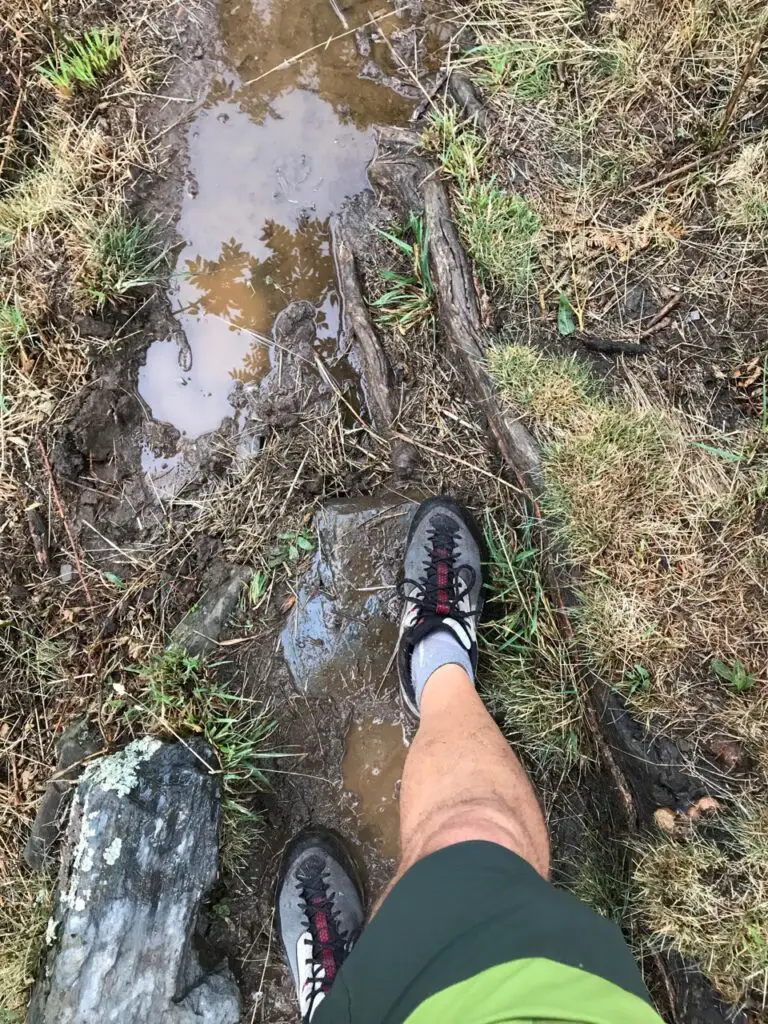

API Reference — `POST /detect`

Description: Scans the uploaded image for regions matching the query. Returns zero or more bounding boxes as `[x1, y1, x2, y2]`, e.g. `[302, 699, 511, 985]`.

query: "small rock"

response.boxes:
[59, 562, 75, 585]
[171, 565, 251, 656]
[686, 796, 722, 822]
[354, 27, 372, 57]
[24, 719, 101, 871]
[653, 806, 687, 837]
[281, 495, 417, 694]
[623, 284, 648, 318]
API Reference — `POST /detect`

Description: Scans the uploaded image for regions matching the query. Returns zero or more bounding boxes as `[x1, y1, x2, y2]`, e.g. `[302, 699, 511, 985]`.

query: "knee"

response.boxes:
[400, 798, 550, 879]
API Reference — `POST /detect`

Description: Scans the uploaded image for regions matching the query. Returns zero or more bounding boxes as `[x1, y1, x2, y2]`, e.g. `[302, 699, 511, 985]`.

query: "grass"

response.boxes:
[489, 341, 768, 1011]
[39, 28, 122, 96]
[423, 108, 540, 294]
[0, 41, 156, 502]
[82, 215, 169, 309]
[482, 514, 583, 770]
[371, 212, 435, 334]
[468, 40, 560, 97]
[634, 805, 768, 1011]
[111, 647, 281, 872]
[432, 0, 768, 333]
[489, 344, 768, 781]
[0, 873, 52, 1024]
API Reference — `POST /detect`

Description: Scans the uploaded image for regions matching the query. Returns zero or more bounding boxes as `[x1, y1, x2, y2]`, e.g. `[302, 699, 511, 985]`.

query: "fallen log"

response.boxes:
[28, 737, 240, 1024]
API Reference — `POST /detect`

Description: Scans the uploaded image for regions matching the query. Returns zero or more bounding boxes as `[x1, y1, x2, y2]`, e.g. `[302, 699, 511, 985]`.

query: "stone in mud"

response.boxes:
[171, 565, 251, 656]
[24, 719, 101, 871]
[28, 738, 239, 1024]
[280, 495, 417, 695]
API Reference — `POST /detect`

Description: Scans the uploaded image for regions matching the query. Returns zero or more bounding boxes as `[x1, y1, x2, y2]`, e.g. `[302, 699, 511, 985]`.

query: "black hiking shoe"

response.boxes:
[397, 497, 485, 717]
[277, 828, 365, 1023]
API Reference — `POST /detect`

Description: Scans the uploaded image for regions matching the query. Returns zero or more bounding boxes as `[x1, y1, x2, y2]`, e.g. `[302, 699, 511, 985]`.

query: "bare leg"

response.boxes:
[386, 663, 549, 902]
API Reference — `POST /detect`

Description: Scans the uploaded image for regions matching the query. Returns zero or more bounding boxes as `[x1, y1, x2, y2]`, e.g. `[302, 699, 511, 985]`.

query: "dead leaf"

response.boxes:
[281, 595, 297, 614]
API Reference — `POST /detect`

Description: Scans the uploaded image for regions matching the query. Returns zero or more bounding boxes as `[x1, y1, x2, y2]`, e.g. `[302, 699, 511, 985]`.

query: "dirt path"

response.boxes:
[4, 0, 765, 1021]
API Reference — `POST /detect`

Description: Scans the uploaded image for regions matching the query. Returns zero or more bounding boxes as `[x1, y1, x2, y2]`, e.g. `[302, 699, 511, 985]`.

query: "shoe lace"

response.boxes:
[401, 522, 478, 624]
[296, 863, 352, 1021]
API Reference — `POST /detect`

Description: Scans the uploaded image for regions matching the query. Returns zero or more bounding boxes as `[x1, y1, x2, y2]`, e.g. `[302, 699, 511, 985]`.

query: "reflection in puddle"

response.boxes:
[139, 0, 419, 439]
[342, 717, 408, 863]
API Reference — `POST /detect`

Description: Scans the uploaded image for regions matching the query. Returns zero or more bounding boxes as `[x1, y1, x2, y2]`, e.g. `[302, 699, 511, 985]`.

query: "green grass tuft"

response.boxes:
[469, 40, 559, 97]
[0, 305, 28, 358]
[39, 28, 122, 95]
[113, 647, 280, 873]
[372, 212, 435, 335]
[454, 181, 540, 293]
[84, 215, 169, 308]
[422, 108, 489, 185]
[488, 344, 597, 430]
[482, 514, 583, 769]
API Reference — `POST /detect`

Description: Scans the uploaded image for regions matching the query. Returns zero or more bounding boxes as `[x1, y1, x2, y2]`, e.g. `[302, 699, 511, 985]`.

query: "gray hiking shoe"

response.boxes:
[397, 497, 485, 717]
[277, 829, 365, 1023]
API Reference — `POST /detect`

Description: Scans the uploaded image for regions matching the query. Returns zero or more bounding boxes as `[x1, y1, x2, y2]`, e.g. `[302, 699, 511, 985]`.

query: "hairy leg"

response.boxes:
[393, 664, 549, 893]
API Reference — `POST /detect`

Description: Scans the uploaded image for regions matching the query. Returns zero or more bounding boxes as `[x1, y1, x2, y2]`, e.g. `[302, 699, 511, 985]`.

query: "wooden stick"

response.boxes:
[714, 24, 768, 146]
[328, 0, 349, 30]
[637, 293, 682, 337]
[36, 439, 94, 607]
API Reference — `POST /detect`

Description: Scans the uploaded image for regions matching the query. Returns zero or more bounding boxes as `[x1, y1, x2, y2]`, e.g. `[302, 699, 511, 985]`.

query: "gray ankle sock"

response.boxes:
[411, 629, 474, 709]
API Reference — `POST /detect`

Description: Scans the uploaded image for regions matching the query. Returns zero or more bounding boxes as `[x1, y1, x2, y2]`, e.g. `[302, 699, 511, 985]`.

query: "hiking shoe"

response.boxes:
[277, 828, 365, 1023]
[397, 496, 484, 717]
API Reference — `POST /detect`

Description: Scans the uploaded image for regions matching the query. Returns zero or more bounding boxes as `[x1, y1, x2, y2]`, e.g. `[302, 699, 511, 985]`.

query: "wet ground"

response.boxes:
[132, 1, 438, 1015]
[139, 0, 422, 441]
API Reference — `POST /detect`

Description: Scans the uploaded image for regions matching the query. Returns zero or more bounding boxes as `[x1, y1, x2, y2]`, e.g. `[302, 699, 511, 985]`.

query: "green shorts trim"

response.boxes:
[314, 840, 663, 1024]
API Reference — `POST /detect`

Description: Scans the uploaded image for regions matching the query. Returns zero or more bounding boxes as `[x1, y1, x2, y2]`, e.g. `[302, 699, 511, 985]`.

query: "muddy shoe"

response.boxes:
[397, 496, 484, 717]
[277, 828, 364, 1023]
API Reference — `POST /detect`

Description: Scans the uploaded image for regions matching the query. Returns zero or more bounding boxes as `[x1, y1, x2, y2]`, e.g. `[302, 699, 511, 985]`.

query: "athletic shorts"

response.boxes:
[314, 840, 665, 1024]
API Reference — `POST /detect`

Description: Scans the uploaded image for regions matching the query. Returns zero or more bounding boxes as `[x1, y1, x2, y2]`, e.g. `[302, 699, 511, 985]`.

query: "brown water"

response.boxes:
[139, 0, 420, 438]
[342, 716, 409, 863]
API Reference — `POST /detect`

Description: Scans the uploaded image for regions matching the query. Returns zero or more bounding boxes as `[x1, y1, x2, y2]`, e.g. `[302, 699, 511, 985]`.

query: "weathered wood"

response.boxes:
[334, 194, 418, 474]
[28, 737, 240, 1024]
[335, 226, 399, 437]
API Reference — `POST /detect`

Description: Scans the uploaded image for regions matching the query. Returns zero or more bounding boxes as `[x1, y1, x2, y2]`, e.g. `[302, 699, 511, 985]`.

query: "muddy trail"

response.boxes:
[7, 0, 762, 1021]
[43, 1, 447, 1018]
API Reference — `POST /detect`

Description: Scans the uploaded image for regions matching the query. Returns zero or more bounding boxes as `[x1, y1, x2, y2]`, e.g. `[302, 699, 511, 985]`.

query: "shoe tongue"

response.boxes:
[411, 614, 471, 651]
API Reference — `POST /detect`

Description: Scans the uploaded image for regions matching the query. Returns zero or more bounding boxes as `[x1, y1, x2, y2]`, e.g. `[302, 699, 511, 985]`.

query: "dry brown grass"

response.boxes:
[434, 0, 768, 342]
[0, 2, 176, 1016]
[634, 804, 768, 1015]
[490, 344, 768, 782]
[434, 0, 768, 1007]
[0, 6, 167, 507]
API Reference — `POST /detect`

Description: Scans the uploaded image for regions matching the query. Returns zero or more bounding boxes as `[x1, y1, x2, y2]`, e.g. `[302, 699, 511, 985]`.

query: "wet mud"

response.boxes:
[342, 717, 409, 864]
[127, 3, 439, 1015]
[139, 0, 425, 440]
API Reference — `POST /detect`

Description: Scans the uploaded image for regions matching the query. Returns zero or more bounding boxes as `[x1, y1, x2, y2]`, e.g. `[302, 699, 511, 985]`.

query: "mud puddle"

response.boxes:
[342, 717, 409, 863]
[139, 0, 426, 439]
